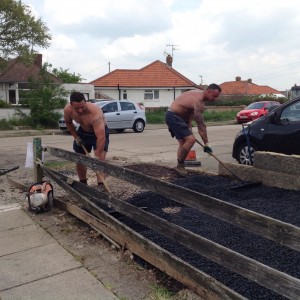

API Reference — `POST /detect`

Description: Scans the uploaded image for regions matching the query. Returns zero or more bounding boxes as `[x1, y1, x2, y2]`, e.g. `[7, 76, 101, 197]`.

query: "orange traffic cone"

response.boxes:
[184, 150, 201, 166]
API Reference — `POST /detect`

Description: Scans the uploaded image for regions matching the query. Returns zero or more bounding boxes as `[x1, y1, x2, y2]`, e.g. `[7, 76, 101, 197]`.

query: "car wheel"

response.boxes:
[133, 119, 145, 133]
[237, 142, 257, 165]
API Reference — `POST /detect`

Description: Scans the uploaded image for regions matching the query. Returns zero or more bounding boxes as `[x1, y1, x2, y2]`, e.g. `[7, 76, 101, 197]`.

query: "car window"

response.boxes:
[120, 102, 135, 111]
[280, 102, 300, 122]
[246, 102, 265, 109]
[103, 102, 118, 112]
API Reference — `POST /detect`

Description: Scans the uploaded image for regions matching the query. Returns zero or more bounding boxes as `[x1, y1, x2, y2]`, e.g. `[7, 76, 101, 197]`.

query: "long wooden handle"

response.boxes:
[195, 139, 245, 184]
[80, 144, 111, 193]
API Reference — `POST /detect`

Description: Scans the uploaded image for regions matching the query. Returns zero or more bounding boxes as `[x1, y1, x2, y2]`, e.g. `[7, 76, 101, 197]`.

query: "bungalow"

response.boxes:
[220, 76, 286, 99]
[90, 55, 201, 108]
[0, 54, 95, 105]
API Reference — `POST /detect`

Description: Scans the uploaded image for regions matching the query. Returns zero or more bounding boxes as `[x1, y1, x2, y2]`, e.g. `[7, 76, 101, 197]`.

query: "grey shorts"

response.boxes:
[165, 110, 192, 140]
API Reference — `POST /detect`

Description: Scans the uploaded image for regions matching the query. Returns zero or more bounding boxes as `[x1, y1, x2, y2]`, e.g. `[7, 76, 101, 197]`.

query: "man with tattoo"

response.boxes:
[165, 84, 222, 169]
[63, 92, 109, 191]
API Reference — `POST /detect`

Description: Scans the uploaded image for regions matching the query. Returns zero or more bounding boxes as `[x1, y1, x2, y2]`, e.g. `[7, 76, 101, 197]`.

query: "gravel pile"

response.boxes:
[118, 173, 300, 299]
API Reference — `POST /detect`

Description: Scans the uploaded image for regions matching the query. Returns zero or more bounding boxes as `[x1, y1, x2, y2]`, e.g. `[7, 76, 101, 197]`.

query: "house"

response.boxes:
[220, 76, 286, 99]
[290, 84, 300, 99]
[0, 54, 95, 105]
[90, 55, 201, 108]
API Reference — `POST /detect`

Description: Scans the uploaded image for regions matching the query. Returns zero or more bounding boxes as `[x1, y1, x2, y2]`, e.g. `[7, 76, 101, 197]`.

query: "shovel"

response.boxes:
[195, 139, 261, 190]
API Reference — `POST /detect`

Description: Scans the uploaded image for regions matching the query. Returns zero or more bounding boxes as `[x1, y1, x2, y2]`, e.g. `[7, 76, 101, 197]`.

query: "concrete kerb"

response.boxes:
[218, 151, 300, 190]
[0, 124, 167, 138]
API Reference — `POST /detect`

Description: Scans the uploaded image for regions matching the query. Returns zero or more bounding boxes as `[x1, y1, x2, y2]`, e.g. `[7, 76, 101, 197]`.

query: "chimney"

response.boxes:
[247, 78, 252, 84]
[166, 54, 173, 67]
[34, 54, 42, 67]
[235, 76, 241, 81]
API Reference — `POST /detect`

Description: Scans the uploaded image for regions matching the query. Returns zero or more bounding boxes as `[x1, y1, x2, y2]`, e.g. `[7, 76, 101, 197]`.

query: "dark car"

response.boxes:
[236, 101, 280, 124]
[232, 97, 300, 165]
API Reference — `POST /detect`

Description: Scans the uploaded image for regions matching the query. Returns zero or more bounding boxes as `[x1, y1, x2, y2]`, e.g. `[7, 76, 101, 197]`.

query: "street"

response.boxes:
[0, 124, 241, 175]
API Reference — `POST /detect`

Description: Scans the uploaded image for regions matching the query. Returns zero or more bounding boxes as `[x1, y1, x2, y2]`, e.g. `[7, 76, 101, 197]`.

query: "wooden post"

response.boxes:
[33, 137, 43, 182]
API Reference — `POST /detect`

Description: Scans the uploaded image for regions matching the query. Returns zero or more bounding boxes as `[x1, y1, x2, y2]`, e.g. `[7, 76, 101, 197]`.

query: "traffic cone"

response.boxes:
[184, 150, 201, 166]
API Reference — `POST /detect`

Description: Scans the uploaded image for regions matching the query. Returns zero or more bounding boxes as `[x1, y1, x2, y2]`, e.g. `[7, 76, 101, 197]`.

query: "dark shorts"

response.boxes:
[165, 110, 192, 140]
[73, 125, 110, 154]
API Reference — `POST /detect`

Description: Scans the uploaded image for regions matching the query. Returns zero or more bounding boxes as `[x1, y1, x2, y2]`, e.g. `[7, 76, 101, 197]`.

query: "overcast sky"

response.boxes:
[25, 0, 300, 91]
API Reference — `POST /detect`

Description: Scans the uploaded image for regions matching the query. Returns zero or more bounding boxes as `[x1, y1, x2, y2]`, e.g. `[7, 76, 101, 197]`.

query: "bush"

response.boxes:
[0, 100, 10, 108]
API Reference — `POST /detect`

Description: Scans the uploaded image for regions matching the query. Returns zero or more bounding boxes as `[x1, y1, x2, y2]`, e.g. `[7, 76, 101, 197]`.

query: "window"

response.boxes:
[120, 102, 135, 111]
[123, 90, 127, 100]
[103, 102, 118, 112]
[144, 89, 159, 100]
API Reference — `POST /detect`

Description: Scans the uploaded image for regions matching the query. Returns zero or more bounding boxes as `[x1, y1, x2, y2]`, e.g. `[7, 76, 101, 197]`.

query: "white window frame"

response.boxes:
[144, 89, 159, 100]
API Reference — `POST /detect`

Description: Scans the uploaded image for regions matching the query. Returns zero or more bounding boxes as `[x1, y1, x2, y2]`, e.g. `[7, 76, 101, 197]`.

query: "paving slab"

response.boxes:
[0, 208, 119, 299]
[0, 208, 32, 231]
[0, 267, 118, 300]
[0, 242, 82, 291]
[0, 224, 54, 256]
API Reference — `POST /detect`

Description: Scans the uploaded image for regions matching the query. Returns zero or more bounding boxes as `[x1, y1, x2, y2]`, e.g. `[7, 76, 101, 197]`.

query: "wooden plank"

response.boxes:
[47, 147, 300, 252]
[51, 198, 245, 299]
[44, 167, 300, 300]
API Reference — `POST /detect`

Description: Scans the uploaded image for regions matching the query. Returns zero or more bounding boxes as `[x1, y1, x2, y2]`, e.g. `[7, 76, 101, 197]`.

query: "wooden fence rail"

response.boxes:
[43, 146, 300, 300]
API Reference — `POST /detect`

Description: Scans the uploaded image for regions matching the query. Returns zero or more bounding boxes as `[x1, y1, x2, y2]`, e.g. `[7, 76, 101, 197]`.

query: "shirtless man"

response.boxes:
[165, 84, 222, 168]
[64, 92, 109, 191]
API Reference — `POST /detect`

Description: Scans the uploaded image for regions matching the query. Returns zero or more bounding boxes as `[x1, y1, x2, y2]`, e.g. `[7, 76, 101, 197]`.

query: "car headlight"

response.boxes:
[250, 112, 258, 116]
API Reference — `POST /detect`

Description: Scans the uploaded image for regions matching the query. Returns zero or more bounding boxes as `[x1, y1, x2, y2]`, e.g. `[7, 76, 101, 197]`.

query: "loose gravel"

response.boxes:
[116, 172, 300, 300]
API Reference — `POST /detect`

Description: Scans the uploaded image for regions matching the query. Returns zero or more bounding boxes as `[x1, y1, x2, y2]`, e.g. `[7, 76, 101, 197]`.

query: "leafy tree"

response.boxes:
[0, 0, 51, 60]
[52, 67, 85, 83]
[18, 63, 67, 128]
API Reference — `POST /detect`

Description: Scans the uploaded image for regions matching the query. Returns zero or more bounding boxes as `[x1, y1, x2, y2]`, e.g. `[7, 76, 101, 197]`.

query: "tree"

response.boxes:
[0, 0, 51, 60]
[52, 67, 85, 83]
[18, 63, 68, 128]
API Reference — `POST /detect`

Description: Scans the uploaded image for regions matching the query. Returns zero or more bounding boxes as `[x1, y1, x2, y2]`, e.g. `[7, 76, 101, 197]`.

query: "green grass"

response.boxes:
[0, 108, 237, 130]
[145, 108, 237, 124]
[150, 284, 175, 300]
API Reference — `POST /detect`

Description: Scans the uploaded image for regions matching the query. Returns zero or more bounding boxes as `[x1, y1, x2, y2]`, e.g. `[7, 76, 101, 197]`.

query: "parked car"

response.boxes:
[58, 100, 146, 133]
[236, 101, 280, 124]
[87, 99, 110, 103]
[95, 100, 146, 133]
[232, 97, 300, 165]
[58, 119, 79, 131]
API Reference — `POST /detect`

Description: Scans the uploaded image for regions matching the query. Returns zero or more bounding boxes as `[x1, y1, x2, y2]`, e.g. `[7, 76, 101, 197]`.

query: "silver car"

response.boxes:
[95, 100, 146, 133]
[58, 100, 146, 133]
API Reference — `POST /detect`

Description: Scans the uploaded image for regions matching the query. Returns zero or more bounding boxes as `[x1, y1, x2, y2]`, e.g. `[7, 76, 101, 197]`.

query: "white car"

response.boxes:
[58, 100, 146, 133]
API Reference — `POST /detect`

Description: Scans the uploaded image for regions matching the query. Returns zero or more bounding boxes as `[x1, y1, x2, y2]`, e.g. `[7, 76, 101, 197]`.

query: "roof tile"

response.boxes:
[90, 60, 199, 88]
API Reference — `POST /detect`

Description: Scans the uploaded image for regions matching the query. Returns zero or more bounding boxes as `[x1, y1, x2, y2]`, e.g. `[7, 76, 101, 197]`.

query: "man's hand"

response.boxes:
[203, 143, 213, 154]
[75, 137, 86, 148]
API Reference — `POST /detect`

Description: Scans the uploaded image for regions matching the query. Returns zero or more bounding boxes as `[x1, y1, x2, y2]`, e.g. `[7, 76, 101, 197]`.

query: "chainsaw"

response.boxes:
[27, 180, 54, 213]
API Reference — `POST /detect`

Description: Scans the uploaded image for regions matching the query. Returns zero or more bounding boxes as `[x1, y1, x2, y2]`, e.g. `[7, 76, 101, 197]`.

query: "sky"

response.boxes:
[24, 0, 300, 91]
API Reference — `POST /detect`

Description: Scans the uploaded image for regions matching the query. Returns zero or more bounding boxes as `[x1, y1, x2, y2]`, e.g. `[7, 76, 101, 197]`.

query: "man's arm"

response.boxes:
[92, 115, 106, 160]
[194, 103, 209, 144]
[64, 106, 79, 139]
[194, 103, 213, 153]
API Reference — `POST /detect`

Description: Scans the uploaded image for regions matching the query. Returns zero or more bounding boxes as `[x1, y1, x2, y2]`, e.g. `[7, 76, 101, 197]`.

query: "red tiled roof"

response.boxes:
[220, 80, 282, 95]
[0, 55, 61, 83]
[90, 60, 199, 88]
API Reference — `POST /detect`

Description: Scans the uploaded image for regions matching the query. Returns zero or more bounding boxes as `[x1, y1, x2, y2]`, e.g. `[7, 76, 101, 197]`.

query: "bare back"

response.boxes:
[170, 90, 205, 120]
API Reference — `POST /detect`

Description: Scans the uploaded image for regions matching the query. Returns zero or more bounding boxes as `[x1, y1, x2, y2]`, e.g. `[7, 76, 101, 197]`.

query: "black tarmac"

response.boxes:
[121, 173, 300, 299]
